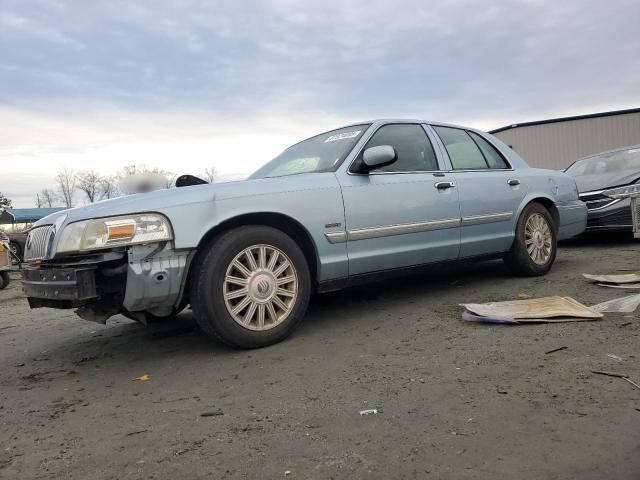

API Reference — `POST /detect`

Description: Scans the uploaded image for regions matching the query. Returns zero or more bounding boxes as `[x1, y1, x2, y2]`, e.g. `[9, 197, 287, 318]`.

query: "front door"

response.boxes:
[337, 123, 462, 276]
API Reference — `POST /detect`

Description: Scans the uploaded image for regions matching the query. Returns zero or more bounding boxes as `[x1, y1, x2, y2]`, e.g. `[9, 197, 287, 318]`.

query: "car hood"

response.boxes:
[573, 169, 640, 193]
[31, 173, 334, 229]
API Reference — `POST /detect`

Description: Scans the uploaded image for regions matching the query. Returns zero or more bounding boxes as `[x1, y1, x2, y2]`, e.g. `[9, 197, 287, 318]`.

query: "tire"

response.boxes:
[0, 271, 10, 290]
[503, 203, 557, 276]
[191, 225, 311, 348]
[9, 242, 21, 260]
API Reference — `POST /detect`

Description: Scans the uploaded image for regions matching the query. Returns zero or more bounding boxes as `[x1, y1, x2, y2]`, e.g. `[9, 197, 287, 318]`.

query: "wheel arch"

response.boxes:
[527, 197, 560, 231]
[185, 212, 320, 296]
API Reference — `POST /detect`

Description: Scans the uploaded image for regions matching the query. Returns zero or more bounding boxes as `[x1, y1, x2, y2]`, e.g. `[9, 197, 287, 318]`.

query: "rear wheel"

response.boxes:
[191, 226, 311, 348]
[503, 203, 557, 276]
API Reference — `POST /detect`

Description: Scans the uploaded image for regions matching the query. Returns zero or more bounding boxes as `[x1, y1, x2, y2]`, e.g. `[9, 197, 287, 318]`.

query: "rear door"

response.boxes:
[337, 123, 461, 276]
[430, 126, 527, 257]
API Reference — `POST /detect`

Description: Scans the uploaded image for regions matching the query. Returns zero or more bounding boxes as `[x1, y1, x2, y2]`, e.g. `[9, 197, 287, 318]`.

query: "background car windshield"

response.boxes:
[250, 125, 368, 179]
[565, 147, 640, 175]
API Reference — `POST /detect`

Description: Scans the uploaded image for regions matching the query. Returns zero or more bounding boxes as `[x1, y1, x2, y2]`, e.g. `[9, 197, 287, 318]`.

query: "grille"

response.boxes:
[24, 225, 55, 261]
[579, 191, 618, 211]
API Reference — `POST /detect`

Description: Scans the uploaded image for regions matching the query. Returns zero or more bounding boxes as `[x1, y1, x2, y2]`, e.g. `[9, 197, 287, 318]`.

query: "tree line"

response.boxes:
[34, 165, 217, 208]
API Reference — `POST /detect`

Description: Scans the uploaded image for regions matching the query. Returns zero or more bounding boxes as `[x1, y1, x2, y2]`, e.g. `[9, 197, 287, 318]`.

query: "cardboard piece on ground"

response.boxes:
[583, 273, 640, 284]
[461, 296, 603, 320]
[591, 294, 640, 313]
[597, 282, 640, 289]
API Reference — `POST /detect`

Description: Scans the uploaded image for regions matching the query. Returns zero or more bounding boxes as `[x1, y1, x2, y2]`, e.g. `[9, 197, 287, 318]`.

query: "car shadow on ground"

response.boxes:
[560, 230, 636, 249]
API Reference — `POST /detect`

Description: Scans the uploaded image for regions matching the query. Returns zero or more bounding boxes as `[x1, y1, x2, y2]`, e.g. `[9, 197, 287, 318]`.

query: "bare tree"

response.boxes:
[0, 191, 13, 209]
[35, 193, 43, 208]
[99, 176, 118, 199]
[76, 170, 102, 203]
[39, 189, 57, 208]
[55, 169, 76, 208]
[203, 167, 217, 183]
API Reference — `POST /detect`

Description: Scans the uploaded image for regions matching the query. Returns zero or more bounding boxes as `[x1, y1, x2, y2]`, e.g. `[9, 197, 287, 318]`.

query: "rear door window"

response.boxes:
[433, 126, 488, 170]
[468, 131, 509, 169]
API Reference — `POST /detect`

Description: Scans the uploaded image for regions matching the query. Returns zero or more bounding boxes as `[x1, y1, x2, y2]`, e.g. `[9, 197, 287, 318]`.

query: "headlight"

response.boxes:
[56, 213, 173, 254]
[602, 184, 640, 199]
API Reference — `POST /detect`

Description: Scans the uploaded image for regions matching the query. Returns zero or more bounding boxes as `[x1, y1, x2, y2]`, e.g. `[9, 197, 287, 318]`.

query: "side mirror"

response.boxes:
[361, 145, 397, 172]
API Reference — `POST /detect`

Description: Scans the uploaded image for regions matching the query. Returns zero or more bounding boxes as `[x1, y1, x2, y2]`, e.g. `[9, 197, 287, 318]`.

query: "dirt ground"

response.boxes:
[1, 234, 639, 479]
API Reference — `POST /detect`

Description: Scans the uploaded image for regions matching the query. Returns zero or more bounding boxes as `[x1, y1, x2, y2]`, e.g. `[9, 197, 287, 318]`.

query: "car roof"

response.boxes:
[579, 144, 640, 161]
[341, 118, 486, 132]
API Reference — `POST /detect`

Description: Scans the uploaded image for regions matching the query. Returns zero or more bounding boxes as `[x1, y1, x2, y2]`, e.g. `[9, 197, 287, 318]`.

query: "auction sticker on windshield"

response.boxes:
[325, 130, 361, 142]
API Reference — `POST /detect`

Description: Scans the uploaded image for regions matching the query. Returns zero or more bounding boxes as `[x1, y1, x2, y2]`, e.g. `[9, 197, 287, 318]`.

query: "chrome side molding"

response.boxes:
[326, 211, 513, 243]
[348, 218, 461, 241]
[461, 212, 512, 227]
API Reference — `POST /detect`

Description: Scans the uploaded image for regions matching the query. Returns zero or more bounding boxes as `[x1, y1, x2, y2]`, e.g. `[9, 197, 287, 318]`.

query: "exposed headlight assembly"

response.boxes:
[56, 213, 173, 254]
[602, 184, 640, 199]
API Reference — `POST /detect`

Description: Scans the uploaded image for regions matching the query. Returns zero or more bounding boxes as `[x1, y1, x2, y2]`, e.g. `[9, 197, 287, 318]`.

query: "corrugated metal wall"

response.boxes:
[493, 111, 640, 170]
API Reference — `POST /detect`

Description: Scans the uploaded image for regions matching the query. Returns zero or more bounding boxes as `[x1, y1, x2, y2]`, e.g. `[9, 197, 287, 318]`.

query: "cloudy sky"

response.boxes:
[1, 0, 639, 207]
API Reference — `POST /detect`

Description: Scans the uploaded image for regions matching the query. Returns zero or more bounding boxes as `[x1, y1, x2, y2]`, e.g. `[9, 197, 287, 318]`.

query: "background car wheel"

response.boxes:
[9, 242, 21, 264]
[191, 225, 311, 348]
[503, 202, 557, 276]
[0, 271, 10, 290]
[9, 242, 21, 258]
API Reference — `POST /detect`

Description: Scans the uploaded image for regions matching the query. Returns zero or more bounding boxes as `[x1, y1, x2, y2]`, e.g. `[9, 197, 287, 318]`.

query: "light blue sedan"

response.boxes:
[22, 120, 587, 347]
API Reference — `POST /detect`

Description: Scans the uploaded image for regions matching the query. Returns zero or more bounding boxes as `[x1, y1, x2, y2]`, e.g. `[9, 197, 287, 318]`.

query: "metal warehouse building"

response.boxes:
[490, 107, 640, 170]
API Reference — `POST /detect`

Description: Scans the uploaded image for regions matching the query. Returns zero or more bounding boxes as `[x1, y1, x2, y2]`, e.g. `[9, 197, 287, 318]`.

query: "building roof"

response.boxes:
[0, 208, 66, 224]
[489, 107, 640, 135]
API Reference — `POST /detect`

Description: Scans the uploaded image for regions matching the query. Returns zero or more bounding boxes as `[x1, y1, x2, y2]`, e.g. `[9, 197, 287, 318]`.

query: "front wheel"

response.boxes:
[503, 203, 557, 276]
[191, 226, 311, 348]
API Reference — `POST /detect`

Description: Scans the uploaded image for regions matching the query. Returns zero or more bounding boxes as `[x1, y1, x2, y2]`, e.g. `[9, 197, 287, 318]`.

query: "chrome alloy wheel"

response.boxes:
[223, 244, 298, 331]
[525, 213, 553, 265]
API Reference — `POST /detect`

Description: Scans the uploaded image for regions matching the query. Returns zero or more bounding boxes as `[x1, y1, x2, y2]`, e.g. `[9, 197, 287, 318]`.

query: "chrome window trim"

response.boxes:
[461, 212, 513, 227]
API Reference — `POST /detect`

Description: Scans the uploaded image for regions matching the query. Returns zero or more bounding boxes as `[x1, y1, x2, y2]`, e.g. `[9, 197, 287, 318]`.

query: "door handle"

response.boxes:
[435, 181, 455, 190]
[508, 179, 520, 186]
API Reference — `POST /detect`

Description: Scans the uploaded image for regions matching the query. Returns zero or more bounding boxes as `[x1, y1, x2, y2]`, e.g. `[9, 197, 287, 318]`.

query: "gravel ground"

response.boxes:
[1, 234, 639, 479]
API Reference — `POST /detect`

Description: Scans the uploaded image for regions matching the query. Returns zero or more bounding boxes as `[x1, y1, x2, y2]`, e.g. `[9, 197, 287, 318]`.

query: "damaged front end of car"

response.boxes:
[21, 213, 192, 324]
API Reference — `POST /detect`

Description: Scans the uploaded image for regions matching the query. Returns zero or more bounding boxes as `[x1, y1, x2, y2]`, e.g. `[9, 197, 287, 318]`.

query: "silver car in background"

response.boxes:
[565, 145, 640, 233]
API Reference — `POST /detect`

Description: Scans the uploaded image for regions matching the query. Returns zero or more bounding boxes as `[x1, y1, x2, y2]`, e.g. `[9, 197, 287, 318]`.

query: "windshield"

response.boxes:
[250, 125, 369, 179]
[565, 146, 640, 176]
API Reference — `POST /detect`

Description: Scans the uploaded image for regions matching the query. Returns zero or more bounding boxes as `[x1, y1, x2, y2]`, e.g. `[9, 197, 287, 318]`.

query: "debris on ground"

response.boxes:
[200, 410, 224, 417]
[461, 310, 518, 324]
[545, 346, 568, 355]
[359, 408, 379, 416]
[583, 273, 640, 284]
[134, 374, 151, 382]
[461, 296, 603, 324]
[591, 370, 628, 378]
[598, 283, 640, 289]
[607, 354, 624, 361]
[590, 294, 640, 313]
[623, 378, 640, 390]
[592, 370, 640, 391]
